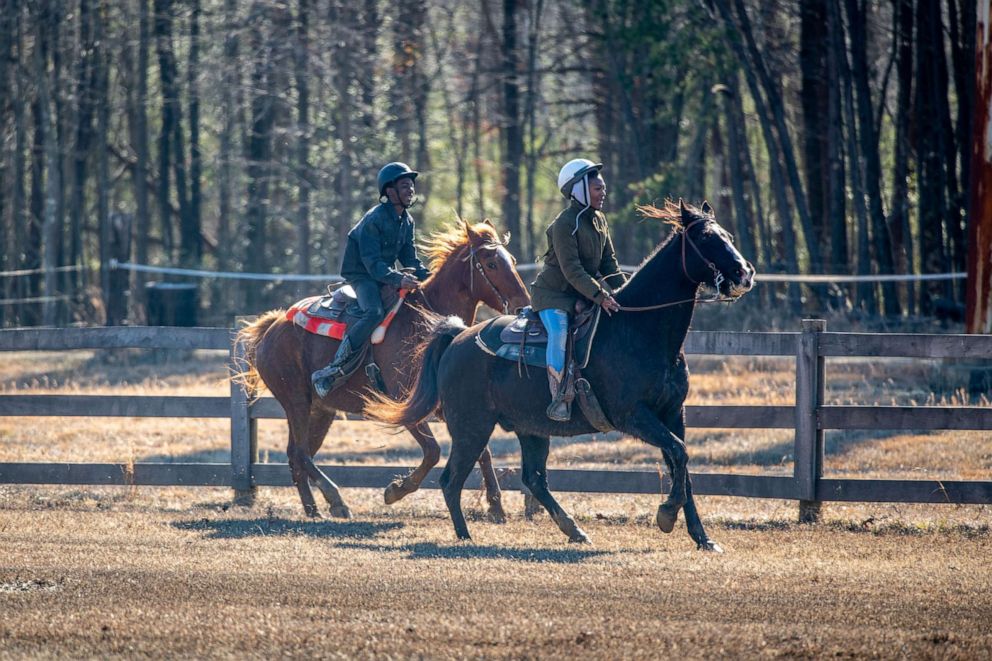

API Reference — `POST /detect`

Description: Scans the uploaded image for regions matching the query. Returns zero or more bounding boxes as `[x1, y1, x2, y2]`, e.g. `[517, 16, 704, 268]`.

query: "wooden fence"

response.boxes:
[1, 321, 991, 519]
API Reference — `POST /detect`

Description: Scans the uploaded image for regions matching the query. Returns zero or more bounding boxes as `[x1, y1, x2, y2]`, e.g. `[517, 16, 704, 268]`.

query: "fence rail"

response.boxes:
[0, 323, 990, 515]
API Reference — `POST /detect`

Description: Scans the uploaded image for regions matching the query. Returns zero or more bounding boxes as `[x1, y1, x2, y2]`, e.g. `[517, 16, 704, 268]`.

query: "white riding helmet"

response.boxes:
[557, 158, 603, 198]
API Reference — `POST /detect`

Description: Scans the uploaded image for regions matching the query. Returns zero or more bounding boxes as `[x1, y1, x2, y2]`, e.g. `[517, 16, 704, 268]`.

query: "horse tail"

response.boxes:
[231, 310, 284, 394]
[364, 315, 466, 427]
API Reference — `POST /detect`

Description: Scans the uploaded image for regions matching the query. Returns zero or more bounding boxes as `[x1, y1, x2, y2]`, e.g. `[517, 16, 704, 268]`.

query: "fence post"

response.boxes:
[230, 321, 257, 505]
[795, 318, 825, 522]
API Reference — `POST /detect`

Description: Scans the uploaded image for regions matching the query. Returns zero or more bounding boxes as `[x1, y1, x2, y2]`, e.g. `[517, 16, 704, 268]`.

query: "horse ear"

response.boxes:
[701, 200, 713, 215]
[482, 218, 495, 228]
[503, 231, 511, 246]
[463, 219, 481, 243]
[678, 198, 691, 221]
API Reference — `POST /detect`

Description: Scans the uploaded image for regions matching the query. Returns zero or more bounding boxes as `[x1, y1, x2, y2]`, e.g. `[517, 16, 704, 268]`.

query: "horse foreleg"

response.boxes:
[667, 412, 721, 552]
[384, 423, 441, 505]
[476, 446, 507, 524]
[517, 434, 589, 543]
[624, 404, 689, 536]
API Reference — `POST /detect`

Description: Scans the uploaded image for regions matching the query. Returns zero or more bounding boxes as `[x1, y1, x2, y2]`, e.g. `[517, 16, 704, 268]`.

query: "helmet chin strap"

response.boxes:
[571, 175, 592, 235]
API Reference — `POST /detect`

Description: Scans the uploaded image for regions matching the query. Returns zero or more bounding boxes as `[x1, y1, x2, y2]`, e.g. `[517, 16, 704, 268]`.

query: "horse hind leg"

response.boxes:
[286, 413, 321, 518]
[303, 406, 351, 519]
[517, 433, 589, 543]
[476, 446, 507, 524]
[383, 423, 441, 505]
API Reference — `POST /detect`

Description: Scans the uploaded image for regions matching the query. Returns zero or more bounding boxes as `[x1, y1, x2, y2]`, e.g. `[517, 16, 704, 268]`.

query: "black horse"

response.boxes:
[367, 200, 755, 551]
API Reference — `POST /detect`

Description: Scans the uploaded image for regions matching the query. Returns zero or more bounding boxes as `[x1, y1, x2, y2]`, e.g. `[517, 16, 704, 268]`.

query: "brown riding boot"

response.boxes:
[546, 367, 571, 422]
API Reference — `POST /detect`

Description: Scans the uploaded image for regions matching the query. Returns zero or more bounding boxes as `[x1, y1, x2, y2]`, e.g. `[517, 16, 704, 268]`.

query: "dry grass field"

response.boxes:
[2, 347, 991, 658]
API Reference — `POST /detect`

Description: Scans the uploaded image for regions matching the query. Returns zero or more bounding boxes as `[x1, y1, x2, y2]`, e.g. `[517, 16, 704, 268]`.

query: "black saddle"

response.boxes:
[305, 284, 401, 322]
[476, 305, 602, 369]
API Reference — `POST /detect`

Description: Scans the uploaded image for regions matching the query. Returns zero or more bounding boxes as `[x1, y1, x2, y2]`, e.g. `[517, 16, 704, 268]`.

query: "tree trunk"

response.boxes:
[245, 2, 274, 309]
[826, 0, 847, 284]
[915, 0, 949, 313]
[711, 0, 800, 309]
[832, 0, 875, 314]
[153, 0, 176, 260]
[294, 0, 311, 294]
[501, 0, 522, 257]
[215, 0, 237, 314]
[34, 6, 61, 326]
[330, 0, 354, 270]
[845, 0, 900, 315]
[96, 0, 112, 323]
[889, 0, 914, 314]
[0, 0, 10, 324]
[130, 0, 152, 321]
[70, 0, 96, 299]
[12, 6, 29, 324]
[800, 0, 829, 250]
[521, 0, 544, 259]
[716, 84, 756, 267]
[731, 0, 822, 272]
[185, 0, 203, 268]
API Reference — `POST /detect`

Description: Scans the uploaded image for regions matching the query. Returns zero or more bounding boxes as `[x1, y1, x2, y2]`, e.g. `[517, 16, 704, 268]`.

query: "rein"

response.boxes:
[613, 218, 734, 313]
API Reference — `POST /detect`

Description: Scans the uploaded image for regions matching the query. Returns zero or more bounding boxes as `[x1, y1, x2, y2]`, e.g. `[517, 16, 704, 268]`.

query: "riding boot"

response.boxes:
[546, 366, 571, 422]
[311, 337, 355, 398]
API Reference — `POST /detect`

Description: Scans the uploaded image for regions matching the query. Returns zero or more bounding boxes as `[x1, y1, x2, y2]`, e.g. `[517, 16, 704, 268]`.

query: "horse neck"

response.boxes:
[419, 256, 479, 323]
[612, 235, 700, 361]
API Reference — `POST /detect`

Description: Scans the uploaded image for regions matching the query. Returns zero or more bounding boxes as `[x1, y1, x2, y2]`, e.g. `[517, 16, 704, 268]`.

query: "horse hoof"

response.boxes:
[568, 529, 591, 544]
[698, 540, 723, 553]
[305, 507, 322, 519]
[383, 481, 409, 505]
[487, 503, 508, 524]
[656, 504, 680, 534]
[329, 504, 352, 519]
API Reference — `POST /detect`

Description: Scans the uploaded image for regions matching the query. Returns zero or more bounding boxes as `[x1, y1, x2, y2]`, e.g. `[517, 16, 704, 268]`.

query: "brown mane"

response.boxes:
[636, 199, 711, 231]
[421, 220, 505, 272]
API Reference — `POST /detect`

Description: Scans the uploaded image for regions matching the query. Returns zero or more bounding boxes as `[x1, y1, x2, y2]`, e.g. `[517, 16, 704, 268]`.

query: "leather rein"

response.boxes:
[408, 241, 512, 315]
[614, 218, 733, 313]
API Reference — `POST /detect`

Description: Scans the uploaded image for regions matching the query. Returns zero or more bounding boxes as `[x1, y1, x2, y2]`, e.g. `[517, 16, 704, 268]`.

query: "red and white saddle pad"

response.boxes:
[286, 290, 407, 344]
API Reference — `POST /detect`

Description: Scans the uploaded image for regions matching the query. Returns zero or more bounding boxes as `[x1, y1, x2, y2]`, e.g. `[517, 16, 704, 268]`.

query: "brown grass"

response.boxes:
[1, 349, 991, 657]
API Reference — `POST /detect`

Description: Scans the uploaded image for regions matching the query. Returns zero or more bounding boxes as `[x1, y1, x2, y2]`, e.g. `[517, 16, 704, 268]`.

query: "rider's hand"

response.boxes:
[400, 275, 420, 291]
[600, 294, 620, 314]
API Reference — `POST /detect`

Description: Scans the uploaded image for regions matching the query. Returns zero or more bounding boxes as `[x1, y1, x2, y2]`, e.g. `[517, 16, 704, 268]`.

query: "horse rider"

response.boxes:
[311, 162, 431, 398]
[529, 158, 627, 421]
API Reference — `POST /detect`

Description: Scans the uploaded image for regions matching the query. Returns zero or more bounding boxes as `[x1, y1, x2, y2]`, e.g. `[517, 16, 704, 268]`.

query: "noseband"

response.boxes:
[463, 243, 511, 314]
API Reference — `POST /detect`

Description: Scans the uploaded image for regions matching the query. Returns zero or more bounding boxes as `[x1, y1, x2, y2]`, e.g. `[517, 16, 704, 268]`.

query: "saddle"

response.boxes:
[476, 303, 613, 432]
[475, 304, 602, 369]
[286, 285, 404, 343]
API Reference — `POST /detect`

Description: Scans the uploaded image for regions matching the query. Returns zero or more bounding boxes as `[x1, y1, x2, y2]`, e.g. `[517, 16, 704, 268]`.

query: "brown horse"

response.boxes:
[235, 219, 530, 519]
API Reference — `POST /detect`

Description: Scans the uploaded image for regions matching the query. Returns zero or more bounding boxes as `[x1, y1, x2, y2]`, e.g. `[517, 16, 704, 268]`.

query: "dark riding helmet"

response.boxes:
[377, 162, 419, 197]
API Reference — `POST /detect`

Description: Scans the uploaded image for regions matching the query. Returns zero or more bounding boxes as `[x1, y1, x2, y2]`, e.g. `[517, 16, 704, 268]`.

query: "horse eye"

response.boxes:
[487, 262, 498, 270]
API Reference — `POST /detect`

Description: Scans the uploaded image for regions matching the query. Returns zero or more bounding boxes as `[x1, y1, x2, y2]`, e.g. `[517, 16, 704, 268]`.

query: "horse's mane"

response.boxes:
[421, 220, 506, 272]
[618, 199, 713, 288]
[636, 199, 712, 231]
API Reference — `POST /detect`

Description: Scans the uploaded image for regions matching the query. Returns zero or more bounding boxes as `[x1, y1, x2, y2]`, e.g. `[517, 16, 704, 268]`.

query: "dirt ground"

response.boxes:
[1, 349, 991, 658]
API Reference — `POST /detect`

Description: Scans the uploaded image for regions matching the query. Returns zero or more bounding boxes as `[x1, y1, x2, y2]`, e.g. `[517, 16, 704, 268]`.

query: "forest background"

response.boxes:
[0, 0, 977, 327]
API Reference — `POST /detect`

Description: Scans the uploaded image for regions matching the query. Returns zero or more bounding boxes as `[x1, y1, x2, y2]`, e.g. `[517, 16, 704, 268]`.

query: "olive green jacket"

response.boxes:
[530, 200, 627, 312]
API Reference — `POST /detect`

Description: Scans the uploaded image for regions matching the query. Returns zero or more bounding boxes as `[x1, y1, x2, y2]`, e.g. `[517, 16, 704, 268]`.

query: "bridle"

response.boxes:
[463, 242, 511, 314]
[615, 217, 733, 313]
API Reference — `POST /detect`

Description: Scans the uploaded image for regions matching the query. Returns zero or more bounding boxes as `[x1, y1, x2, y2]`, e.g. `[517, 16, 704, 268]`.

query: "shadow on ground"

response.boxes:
[333, 540, 609, 563]
[172, 517, 403, 540]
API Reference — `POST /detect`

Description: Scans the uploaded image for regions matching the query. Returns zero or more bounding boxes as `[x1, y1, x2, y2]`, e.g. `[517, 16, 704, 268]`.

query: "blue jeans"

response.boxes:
[538, 308, 568, 373]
